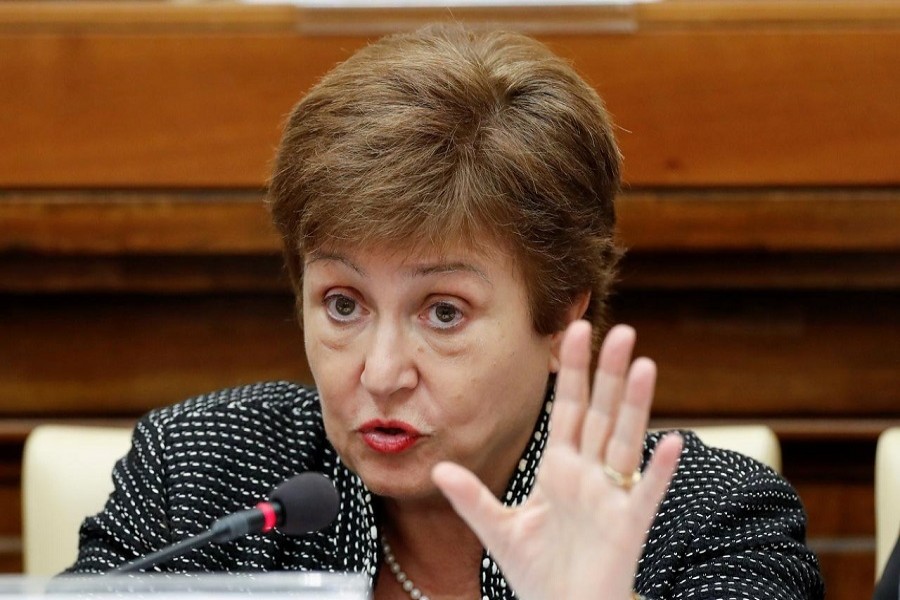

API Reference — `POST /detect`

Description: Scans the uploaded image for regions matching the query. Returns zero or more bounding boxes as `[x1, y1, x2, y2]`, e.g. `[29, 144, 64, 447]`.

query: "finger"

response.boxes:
[581, 324, 636, 459]
[546, 320, 592, 450]
[632, 433, 682, 527]
[432, 461, 512, 557]
[603, 357, 656, 477]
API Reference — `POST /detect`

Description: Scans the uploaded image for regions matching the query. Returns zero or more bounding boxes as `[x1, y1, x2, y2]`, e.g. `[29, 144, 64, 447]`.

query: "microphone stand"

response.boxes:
[113, 528, 220, 573]
[112, 506, 278, 573]
[108, 472, 337, 574]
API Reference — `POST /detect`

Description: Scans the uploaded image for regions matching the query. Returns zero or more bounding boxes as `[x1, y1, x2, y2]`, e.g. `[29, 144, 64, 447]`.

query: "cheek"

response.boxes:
[432, 361, 515, 429]
[316, 370, 360, 454]
[309, 349, 353, 403]
[304, 300, 358, 373]
[480, 341, 551, 412]
[304, 328, 360, 426]
[305, 302, 357, 353]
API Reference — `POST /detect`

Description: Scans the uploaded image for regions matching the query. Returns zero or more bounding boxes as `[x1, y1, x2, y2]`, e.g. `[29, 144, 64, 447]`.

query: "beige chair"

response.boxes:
[687, 425, 782, 473]
[876, 427, 900, 580]
[22, 424, 133, 575]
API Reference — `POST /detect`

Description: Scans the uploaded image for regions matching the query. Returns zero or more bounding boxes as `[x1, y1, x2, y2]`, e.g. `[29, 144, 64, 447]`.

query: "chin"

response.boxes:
[356, 466, 439, 501]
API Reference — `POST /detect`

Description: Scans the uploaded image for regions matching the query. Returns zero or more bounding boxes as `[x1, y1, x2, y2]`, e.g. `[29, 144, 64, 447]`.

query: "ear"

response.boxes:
[548, 292, 591, 373]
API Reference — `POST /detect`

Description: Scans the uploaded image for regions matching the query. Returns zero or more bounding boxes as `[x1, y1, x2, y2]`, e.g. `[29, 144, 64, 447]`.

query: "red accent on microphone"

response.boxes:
[256, 501, 278, 532]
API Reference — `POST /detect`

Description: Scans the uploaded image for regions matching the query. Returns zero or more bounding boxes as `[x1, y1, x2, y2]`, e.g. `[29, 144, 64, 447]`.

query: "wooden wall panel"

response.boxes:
[785, 437, 879, 598]
[0, 294, 311, 416]
[1, 4, 900, 186]
[0, 193, 279, 255]
[2, 288, 897, 419]
[616, 290, 900, 417]
[3, 189, 899, 256]
[0, 443, 23, 573]
[0, 451, 22, 540]
[0, 33, 356, 187]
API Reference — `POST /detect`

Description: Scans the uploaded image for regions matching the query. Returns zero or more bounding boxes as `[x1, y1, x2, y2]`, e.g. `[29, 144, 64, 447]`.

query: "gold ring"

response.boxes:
[601, 463, 641, 490]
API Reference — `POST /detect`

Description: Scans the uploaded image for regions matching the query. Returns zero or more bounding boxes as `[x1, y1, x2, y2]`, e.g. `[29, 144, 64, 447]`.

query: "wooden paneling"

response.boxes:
[617, 290, 900, 417]
[3, 189, 899, 255]
[3, 289, 896, 418]
[3, 252, 899, 295]
[0, 33, 358, 188]
[0, 193, 278, 255]
[786, 438, 880, 597]
[0, 294, 311, 416]
[818, 552, 876, 599]
[618, 190, 900, 252]
[0, 442, 23, 572]
[623, 253, 900, 291]
[0, 448, 22, 539]
[0, 255, 287, 294]
[1, 3, 900, 186]
[560, 30, 900, 186]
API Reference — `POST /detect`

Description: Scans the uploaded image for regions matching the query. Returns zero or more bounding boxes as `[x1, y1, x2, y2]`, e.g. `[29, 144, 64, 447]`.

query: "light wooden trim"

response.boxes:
[0, 3, 300, 33]
[3, 2, 900, 34]
[635, 1, 900, 28]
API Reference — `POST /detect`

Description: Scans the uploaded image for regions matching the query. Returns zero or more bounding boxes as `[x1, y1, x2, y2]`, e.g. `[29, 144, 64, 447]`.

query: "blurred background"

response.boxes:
[1, 1, 899, 597]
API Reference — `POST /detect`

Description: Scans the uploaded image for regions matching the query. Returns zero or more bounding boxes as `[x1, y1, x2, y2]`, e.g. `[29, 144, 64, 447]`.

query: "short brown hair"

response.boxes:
[269, 25, 621, 347]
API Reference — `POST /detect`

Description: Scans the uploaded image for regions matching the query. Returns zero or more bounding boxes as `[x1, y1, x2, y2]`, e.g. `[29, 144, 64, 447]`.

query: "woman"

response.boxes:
[70, 26, 824, 600]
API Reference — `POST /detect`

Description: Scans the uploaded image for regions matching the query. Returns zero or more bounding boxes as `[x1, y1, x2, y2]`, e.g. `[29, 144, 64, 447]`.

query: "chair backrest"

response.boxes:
[22, 424, 133, 575]
[688, 425, 783, 473]
[876, 427, 900, 580]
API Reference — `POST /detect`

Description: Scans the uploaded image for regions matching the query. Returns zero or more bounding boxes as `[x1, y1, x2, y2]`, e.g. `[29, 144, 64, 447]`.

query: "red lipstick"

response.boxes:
[359, 420, 422, 454]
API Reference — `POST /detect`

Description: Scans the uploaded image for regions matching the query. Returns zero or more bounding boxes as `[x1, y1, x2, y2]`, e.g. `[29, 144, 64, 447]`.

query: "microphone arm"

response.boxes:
[109, 472, 338, 573]
[113, 503, 283, 573]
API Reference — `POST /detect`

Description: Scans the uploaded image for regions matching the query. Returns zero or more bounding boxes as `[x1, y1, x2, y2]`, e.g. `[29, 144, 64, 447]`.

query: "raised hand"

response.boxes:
[432, 321, 683, 600]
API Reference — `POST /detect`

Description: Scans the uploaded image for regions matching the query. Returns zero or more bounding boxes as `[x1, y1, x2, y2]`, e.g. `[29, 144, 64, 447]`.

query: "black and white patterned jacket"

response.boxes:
[68, 381, 824, 599]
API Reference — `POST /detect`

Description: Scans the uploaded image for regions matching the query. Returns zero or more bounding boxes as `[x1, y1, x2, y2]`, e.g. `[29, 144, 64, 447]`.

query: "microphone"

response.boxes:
[112, 472, 340, 573]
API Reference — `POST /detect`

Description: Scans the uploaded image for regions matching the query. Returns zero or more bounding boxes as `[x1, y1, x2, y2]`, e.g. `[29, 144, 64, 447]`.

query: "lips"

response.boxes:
[359, 420, 422, 454]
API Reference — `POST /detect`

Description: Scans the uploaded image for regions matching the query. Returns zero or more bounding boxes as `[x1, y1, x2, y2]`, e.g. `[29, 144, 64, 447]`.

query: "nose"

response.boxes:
[359, 321, 418, 400]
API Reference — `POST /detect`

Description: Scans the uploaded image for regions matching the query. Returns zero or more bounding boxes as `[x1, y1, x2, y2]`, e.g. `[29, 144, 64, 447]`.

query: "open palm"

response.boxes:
[433, 321, 683, 600]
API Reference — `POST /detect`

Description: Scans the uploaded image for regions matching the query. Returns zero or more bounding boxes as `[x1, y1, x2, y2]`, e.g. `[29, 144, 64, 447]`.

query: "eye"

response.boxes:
[426, 301, 463, 330]
[324, 293, 361, 322]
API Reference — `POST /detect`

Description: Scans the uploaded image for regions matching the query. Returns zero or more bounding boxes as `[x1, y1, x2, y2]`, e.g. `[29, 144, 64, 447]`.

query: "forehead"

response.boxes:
[307, 231, 507, 264]
[304, 239, 519, 280]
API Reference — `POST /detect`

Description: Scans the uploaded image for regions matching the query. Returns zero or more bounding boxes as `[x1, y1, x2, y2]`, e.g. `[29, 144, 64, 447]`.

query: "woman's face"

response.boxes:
[302, 243, 560, 502]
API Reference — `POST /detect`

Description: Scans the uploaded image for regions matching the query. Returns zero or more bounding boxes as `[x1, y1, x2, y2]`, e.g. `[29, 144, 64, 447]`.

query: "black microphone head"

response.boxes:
[269, 472, 340, 536]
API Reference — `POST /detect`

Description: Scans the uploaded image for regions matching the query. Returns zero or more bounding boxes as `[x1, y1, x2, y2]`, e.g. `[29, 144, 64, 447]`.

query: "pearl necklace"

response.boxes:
[381, 534, 430, 600]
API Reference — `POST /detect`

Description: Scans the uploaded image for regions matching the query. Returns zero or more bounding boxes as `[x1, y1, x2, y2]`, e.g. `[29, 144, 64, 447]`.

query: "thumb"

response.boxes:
[432, 462, 510, 554]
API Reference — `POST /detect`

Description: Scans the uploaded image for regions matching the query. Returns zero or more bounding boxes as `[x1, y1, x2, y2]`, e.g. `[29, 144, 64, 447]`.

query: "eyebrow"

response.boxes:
[305, 252, 365, 276]
[305, 252, 491, 284]
[412, 262, 491, 283]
